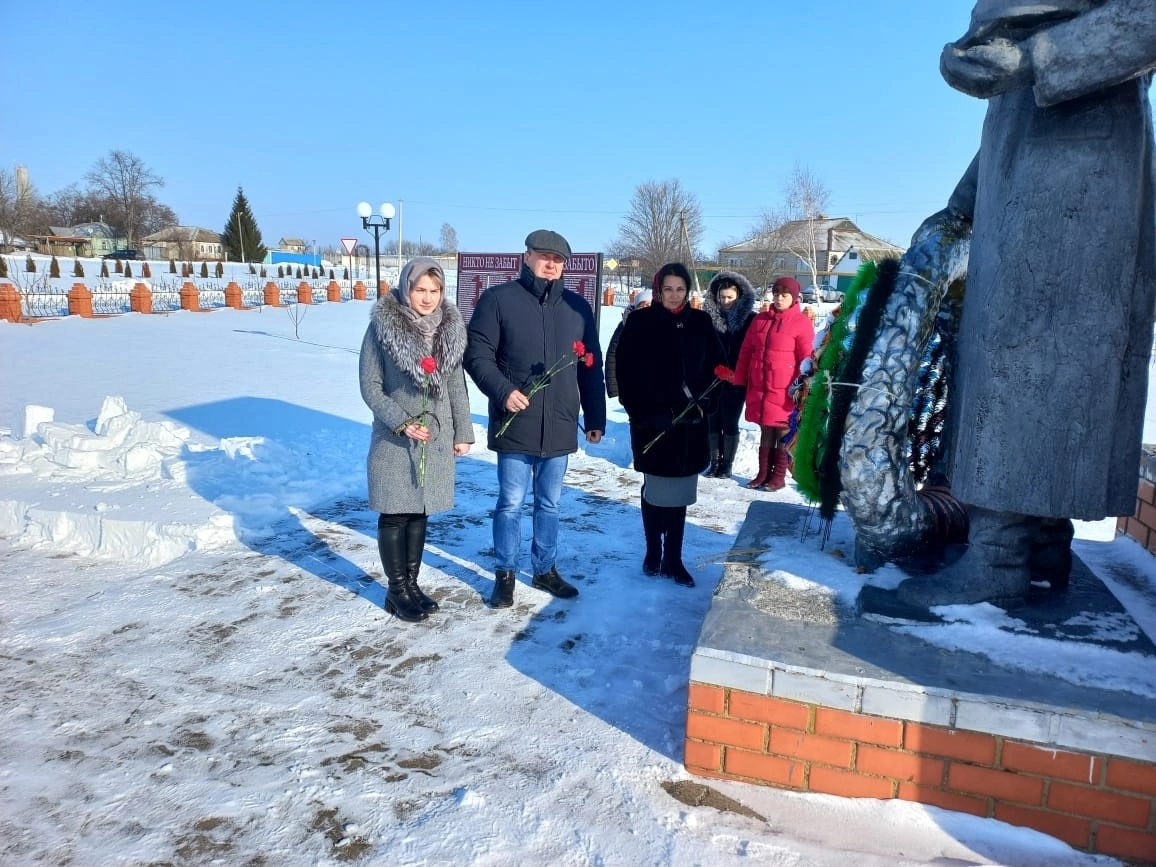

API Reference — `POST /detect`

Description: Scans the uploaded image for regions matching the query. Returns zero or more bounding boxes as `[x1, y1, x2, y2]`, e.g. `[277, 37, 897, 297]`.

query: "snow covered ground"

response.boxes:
[0, 298, 1147, 865]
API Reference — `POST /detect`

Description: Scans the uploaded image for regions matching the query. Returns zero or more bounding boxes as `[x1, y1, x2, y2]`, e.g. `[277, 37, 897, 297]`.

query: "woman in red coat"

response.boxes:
[733, 276, 815, 490]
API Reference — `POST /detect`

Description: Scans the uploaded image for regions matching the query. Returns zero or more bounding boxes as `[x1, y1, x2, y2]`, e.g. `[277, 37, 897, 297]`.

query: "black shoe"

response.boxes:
[643, 553, 662, 576]
[661, 559, 696, 587]
[532, 566, 579, 598]
[489, 570, 515, 608]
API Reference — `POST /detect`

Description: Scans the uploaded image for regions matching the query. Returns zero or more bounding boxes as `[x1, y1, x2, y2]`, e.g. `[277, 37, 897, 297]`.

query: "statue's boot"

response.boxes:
[1029, 518, 1074, 592]
[897, 506, 1037, 608]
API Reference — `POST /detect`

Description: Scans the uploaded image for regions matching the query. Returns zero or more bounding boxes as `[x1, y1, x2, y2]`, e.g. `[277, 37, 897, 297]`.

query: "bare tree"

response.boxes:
[84, 150, 164, 246]
[612, 178, 704, 280]
[438, 223, 458, 254]
[741, 165, 831, 291]
[782, 164, 831, 289]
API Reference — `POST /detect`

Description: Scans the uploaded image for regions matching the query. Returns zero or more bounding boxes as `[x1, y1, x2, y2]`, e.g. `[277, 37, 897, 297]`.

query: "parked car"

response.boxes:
[820, 286, 844, 303]
[102, 249, 145, 260]
[799, 285, 819, 304]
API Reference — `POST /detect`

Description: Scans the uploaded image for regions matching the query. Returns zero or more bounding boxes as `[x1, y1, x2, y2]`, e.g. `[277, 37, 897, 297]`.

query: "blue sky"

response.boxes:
[7, 2, 1004, 255]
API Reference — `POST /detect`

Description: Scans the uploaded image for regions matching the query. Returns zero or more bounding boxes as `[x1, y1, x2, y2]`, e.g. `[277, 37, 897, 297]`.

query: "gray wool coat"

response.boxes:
[946, 0, 1156, 519]
[359, 294, 474, 515]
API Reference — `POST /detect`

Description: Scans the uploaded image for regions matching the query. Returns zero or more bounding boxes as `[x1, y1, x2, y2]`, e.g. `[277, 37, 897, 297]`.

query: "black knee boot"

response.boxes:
[659, 505, 695, 587]
[404, 514, 438, 612]
[378, 514, 427, 622]
[717, 434, 739, 478]
[705, 432, 722, 477]
[641, 498, 663, 575]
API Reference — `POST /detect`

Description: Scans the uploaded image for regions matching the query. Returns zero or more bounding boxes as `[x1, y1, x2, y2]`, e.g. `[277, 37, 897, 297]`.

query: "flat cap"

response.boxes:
[525, 229, 571, 259]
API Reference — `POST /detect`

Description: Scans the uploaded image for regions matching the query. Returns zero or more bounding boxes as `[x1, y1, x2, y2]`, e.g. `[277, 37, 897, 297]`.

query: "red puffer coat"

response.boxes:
[733, 304, 814, 427]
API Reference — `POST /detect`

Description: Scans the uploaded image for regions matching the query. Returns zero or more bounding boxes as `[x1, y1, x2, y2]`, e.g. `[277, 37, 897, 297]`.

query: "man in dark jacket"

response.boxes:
[464, 229, 606, 608]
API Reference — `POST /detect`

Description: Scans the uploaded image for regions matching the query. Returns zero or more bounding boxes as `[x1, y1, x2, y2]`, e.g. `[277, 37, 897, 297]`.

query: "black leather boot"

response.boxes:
[704, 432, 722, 477]
[378, 514, 427, 622]
[641, 498, 663, 575]
[404, 514, 438, 612]
[489, 570, 515, 608]
[717, 434, 739, 479]
[532, 566, 579, 598]
[659, 505, 695, 587]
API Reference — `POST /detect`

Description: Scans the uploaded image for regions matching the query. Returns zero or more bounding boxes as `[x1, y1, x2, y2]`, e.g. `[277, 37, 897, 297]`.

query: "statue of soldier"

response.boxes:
[897, 0, 1156, 608]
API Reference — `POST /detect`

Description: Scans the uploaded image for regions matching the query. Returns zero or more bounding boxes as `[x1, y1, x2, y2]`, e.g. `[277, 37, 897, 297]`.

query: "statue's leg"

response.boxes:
[897, 506, 1037, 607]
[1029, 518, 1074, 591]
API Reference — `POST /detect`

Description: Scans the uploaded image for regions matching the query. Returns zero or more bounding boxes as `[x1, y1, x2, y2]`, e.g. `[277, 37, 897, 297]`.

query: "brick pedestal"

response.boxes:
[68, 283, 93, 317]
[0, 282, 22, 322]
[129, 283, 152, 314]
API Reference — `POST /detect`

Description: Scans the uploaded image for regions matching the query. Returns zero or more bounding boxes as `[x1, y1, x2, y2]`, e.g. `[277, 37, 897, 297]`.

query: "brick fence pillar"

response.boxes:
[264, 281, 280, 307]
[224, 281, 243, 309]
[297, 281, 312, 305]
[378, 279, 390, 297]
[0, 282, 22, 322]
[353, 281, 366, 300]
[68, 282, 94, 317]
[327, 280, 341, 302]
[179, 281, 200, 312]
[603, 287, 614, 307]
[129, 282, 153, 314]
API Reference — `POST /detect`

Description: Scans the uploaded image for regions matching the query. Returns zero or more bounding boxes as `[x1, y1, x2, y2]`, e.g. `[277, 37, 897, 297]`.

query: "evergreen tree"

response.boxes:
[73, 259, 84, 278]
[49, 256, 60, 278]
[221, 186, 267, 264]
[0, 256, 7, 278]
[200, 261, 209, 278]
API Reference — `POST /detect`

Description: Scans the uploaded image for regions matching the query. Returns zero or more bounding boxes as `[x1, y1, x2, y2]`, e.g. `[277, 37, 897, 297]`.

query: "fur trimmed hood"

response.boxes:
[369, 294, 467, 398]
[703, 270, 757, 334]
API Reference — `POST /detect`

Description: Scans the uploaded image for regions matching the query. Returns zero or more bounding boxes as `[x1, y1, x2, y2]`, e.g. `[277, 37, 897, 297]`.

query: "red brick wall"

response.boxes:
[1118, 477, 1156, 555]
[686, 684, 1156, 863]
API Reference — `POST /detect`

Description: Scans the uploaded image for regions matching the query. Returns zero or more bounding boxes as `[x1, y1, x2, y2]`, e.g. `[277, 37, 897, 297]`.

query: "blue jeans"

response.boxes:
[494, 452, 568, 574]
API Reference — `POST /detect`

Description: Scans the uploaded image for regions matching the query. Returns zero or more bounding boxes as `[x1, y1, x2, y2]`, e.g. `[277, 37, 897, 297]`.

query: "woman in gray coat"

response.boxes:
[359, 257, 474, 622]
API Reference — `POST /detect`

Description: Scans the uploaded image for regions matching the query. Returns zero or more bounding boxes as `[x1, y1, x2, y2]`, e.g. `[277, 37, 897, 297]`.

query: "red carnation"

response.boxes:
[573, 340, 585, 357]
[714, 364, 735, 382]
[420, 356, 437, 374]
[584, 352, 594, 368]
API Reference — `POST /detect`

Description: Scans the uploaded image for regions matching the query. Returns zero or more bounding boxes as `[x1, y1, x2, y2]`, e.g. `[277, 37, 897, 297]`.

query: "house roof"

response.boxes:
[719, 217, 902, 256]
[142, 226, 221, 244]
[279, 237, 306, 247]
[48, 222, 119, 239]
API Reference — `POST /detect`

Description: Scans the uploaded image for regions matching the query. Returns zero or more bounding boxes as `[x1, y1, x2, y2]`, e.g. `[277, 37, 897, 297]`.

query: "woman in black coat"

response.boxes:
[616, 263, 724, 587]
[701, 270, 757, 478]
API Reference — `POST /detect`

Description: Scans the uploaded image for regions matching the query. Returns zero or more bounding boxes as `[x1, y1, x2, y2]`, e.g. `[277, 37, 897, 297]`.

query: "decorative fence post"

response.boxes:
[224, 281, 243, 309]
[353, 280, 367, 301]
[130, 282, 153, 314]
[264, 281, 280, 307]
[327, 280, 341, 302]
[180, 281, 200, 312]
[68, 282, 94, 317]
[629, 289, 638, 305]
[602, 286, 614, 307]
[0, 282, 23, 322]
[296, 281, 312, 305]
[378, 279, 389, 297]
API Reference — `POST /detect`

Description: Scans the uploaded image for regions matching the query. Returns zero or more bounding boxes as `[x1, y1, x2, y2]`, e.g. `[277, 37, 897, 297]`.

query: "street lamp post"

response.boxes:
[357, 201, 396, 296]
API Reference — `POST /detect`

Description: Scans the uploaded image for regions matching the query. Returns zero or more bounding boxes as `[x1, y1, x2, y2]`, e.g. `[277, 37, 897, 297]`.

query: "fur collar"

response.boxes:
[370, 294, 467, 398]
[703, 270, 756, 333]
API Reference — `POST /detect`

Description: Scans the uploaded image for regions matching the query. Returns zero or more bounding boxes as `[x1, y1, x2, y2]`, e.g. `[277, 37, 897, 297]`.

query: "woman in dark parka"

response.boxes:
[701, 270, 757, 478]
[616, 263, 724, 587]
[359, 257, 474, 622]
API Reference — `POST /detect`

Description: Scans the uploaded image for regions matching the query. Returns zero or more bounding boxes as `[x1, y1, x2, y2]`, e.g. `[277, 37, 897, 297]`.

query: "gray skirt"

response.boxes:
[642, 473, 698, 507]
